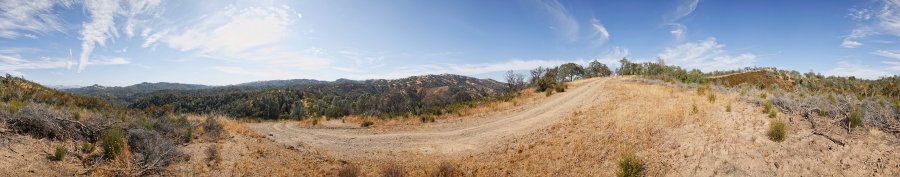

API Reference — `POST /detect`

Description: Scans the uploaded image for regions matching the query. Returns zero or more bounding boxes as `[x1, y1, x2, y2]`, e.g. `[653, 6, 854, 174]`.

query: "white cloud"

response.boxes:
[657, 37, 756, 72]
[0, 51, 129, 76]
[78, 0, 161, 72]
[591, 18, 610, 44]
[534, 0, 579, 42]
[827, 61, 892, 79]
[0, 0, 69, 39]
[664, 0, 699, 40]
[873, 49, 900, 59]
[841, 0, 900, 48]
[872, 50, 900, 71]
[164, 5, 295, 53]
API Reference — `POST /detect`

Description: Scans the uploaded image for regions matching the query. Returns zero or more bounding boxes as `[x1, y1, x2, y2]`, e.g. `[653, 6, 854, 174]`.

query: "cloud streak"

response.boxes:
[841, 0, 900, 48]
[78, 0, 161, 72]
[0, 0, 70, 39]
[664, 0, 700, 40]
[657, 37, 756, 72]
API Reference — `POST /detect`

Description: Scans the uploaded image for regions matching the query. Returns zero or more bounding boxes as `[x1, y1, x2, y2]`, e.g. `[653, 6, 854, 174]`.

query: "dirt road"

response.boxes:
[248, 78, 608, 158]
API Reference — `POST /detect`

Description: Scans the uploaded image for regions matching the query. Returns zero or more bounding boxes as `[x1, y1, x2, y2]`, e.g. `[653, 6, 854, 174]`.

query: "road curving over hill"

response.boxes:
[248, 78, 609, 158]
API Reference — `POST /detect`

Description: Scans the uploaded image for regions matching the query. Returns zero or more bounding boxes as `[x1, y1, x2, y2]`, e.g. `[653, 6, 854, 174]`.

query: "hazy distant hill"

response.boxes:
[235, 79, 330, 87]
[64, 82, 213, 105]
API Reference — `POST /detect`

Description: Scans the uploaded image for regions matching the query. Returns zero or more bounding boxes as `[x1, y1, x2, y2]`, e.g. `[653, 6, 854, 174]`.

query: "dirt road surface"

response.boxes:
[248, 78, 607, 158]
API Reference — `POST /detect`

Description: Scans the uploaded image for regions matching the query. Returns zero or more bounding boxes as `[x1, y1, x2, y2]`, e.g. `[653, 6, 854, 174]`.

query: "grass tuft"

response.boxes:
[360, 121, 374, 128]
[725, 103, 732, 112]
[54, 145, 66, 161]
[617, 154, 643, 177]
[82, 142, 95, 153]
[420, 115, 435, 123]
[849, 108, 863, 128]
[768, 108, 777, 118]
[544, 89, 554, 96]
[707, 93, 716, 103]
[691, 104, 699, 114]
[768, 118, 786, 142]
[432, 162, 457, 177]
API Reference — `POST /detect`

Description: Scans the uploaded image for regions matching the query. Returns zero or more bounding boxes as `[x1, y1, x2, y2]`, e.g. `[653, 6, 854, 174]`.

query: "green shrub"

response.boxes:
[54, 145, 66, 161]
[817, 109, 827, 117]
[768, 109, 777, 118]
[544, 89, 554, 96]
[360, 121, 374, 127]
[768, 118, 786, 142]
[725, 103, 732, 112]
[420, 115, 435, 123]
[759, 92, 767, 99]
[82, 142, 95, 153]
[849, 108, 863, 128]
[617, 154, 643, 177]
[101, 127, 125, 159]
[6, 100, 26, 114]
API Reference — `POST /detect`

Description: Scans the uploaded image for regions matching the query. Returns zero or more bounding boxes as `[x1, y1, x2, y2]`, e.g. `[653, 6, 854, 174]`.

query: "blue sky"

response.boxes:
[1, 0, 899, 86]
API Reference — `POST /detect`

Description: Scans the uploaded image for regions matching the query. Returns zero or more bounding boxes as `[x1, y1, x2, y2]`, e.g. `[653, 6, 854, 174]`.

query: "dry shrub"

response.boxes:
[207, 144, 222, 164]
[203, 116, 225, 140]
[360, 121, 374, 127]
[432, 162, 457, 177]
[6, 104, 98, 141]
[380, 163, 405, 177]
[337, 165, 360, 177]
[126, 128, 185, 175]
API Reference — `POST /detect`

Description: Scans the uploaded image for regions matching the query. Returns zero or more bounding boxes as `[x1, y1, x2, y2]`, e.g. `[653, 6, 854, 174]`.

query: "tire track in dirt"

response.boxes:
[248, 78, 609, 158]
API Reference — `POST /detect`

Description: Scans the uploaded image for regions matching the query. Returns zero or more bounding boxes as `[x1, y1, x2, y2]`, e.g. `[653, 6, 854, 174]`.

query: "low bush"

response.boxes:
[360, 121, 374, 127]
[203, 116, 224, 140]
[420, 115, 435, 123]
[726, 103, 732, 112]
[207, 144, 222, 163]
[6, 100, 26, 114]
[544, 89, 554, 96]
[768, 109, 777, 118]
[768, 118, 786, 142]
[7, 104, 98, 141]
[101, 127, 125, 159]
[54, 145, 66, 161]
[617, 154, 643, 177]
[849, 108, 863, 128]
[338, 165, 360, 177]
[433, 162, 457, 177]
[707, 93, 716, 103]
[554, 84, 567, 92]
[126, 128, 185, 175]
[381, 163, 405, 177]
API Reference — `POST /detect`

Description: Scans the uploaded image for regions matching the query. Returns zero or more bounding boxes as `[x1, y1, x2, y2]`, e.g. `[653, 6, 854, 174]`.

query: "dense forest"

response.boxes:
[67, 74, 508, 120]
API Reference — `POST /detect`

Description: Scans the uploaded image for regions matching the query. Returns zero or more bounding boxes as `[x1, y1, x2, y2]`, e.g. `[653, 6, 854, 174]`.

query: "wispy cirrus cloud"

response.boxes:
[590, 17, 610, 45]
[657, 37, 756, 72]
[154, 5, 329, 70]
[664, 0, 700, 40]
[77, 0, 162, 72]
[827, 60, 892, 79]
[872, 50, 900, 71]
[533, 0, 579, 42]
[0, 0, 72, 39]
[0, 48, 130, 76]
[841, 0, 900, 48]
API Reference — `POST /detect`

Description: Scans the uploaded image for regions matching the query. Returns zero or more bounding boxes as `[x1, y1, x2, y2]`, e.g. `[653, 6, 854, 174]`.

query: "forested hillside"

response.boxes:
[123, 74, 506, 120]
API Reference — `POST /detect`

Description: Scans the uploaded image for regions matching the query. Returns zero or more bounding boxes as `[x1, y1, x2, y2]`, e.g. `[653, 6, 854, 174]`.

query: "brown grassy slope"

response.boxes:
[708, 69, 795, 90]
[444, 78, 896, 176]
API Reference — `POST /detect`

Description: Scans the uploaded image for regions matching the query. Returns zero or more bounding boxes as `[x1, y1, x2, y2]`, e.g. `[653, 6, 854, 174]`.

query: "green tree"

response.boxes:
[558, 63, 584, 81]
